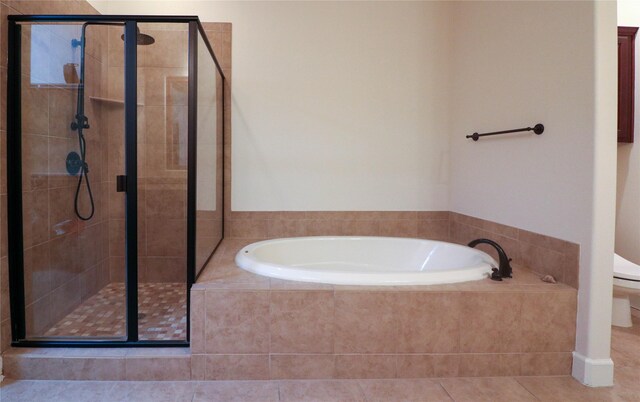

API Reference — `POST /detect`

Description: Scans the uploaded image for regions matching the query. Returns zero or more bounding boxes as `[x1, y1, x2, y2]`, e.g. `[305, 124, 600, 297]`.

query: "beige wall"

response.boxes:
[449, 1, 617, 386]
[90, 0, 453, 212]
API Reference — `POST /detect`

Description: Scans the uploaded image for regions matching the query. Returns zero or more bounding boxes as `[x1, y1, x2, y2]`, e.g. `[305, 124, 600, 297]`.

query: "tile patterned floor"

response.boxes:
[44, 283, 186, 341]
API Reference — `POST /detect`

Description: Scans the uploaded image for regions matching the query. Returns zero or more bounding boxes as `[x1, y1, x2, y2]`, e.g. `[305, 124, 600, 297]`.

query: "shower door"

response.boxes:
[8, 21, 128, 340]
[5, 16, 224, 346]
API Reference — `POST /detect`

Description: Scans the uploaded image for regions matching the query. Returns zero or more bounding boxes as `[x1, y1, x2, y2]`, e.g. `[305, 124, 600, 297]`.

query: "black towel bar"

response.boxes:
[466, 123, 544, 141]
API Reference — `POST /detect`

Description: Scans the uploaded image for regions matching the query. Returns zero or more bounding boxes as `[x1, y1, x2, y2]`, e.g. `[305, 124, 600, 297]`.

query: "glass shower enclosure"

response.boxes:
[6, 15, 224, 346]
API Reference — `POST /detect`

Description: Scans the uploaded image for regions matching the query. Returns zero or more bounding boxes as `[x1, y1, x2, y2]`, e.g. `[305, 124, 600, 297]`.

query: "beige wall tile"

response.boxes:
[270, 354, 335, 379]
[22, 134, 48, 191]
[270, 291, 334, 353]
[417, 211, 450, 220]
[205, 290, 269, 353]
[341, 220, 380, 236]
[520, 352, 572, 376]
[396, 292, 460, 353]
[23, 242, 51, 305]
[64, 357, 125, 380]
[518, 229, 577, 254]
[109, 219, 125, 257]
[21, 83, 49, 136]
[458, 353, 521, 377]
[459, 292, 523, 353]
[3, 355, 65, 379]
[125, 356, 191, 380]
[334, 292, 397, 353]
[417, 219, 450, 241]
[205, 354, 269, 380]
[451, 212, 519, 239]
[518, 242, 569, 281]
[379, 220, 418, 238]
[335, 354, 396, 379]
[140, 29, 188, 68]
[23, 189, 49, 247]
[143, 257, 186, 282]
[146, 219, 186, 257]
[191, 354, 206, 380]
[48, 187, 77, 238]
[520, 291, 577, 352]
[305, 219, 345, 236]
[396, 354, 460, 378]
[229, 219, 268, 239]
[266, 219, 307, 238]
[49, 276, 81, 323]
[25, 295, 52, 337]
[190, 291, 205, 353]
[49, 232, 80, 288]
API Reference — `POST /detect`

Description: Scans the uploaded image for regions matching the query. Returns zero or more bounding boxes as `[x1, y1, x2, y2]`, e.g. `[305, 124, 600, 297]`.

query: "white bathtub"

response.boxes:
[235, 236, 495, 286]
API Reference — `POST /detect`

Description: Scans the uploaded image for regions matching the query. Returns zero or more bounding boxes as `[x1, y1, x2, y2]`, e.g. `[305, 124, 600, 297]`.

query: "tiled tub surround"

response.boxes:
[187, 239, 577, 381]
[1, 239, 577, 381]
[225, 211, 580, 288]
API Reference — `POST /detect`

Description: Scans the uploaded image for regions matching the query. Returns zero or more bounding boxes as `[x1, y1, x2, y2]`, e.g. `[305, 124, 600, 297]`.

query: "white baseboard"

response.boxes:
[572, 352, 614, 387]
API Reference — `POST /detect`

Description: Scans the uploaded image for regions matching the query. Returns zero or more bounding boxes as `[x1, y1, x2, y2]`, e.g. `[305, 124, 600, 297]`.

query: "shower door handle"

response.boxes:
[116, 175, 127, 192]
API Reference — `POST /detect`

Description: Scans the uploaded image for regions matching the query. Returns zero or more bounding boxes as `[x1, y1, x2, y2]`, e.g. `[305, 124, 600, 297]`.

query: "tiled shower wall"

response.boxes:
[225, 211, 580, 288]
[0, 0, 105, 351]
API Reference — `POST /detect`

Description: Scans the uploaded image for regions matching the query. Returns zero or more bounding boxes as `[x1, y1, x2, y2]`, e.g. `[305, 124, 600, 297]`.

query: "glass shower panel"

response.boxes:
[136, 22, 189, 341]
[21, 22, 126, 338]
[195, 30, 223, 277]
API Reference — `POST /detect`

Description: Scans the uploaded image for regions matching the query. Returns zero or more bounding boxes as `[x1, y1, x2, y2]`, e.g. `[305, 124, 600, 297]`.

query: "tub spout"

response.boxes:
[467, 238, 512, 281]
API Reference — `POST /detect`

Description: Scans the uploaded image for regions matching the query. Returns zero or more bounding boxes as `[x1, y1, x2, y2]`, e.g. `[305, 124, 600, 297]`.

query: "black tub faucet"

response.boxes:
[468, 238, 513, 281]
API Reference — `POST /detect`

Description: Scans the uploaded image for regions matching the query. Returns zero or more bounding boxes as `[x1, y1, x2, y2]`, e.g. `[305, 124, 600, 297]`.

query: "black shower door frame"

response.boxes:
[6, 15, 225, 347]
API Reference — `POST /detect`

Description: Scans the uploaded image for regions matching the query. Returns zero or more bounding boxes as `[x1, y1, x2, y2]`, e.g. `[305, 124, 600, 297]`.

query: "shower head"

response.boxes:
[120, 27, 155, 46]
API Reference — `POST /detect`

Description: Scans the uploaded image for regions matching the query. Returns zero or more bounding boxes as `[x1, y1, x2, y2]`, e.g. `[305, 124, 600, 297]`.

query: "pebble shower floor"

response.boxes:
[44, 283, 187, 340]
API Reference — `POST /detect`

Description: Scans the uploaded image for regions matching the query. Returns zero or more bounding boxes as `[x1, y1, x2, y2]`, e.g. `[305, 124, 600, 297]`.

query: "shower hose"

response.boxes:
[72, 26, 95, 221]
[73, 122, 95, 221]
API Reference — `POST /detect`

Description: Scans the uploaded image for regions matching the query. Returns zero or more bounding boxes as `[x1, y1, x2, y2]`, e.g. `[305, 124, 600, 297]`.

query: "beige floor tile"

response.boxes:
[278, 380, 366, 402]
[516, 376, 617, 402]
[106, 381, 195, 402]
[359, 379, 453, 402]
[192, 381, 279, 402]
[439, 377, 537, 402]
